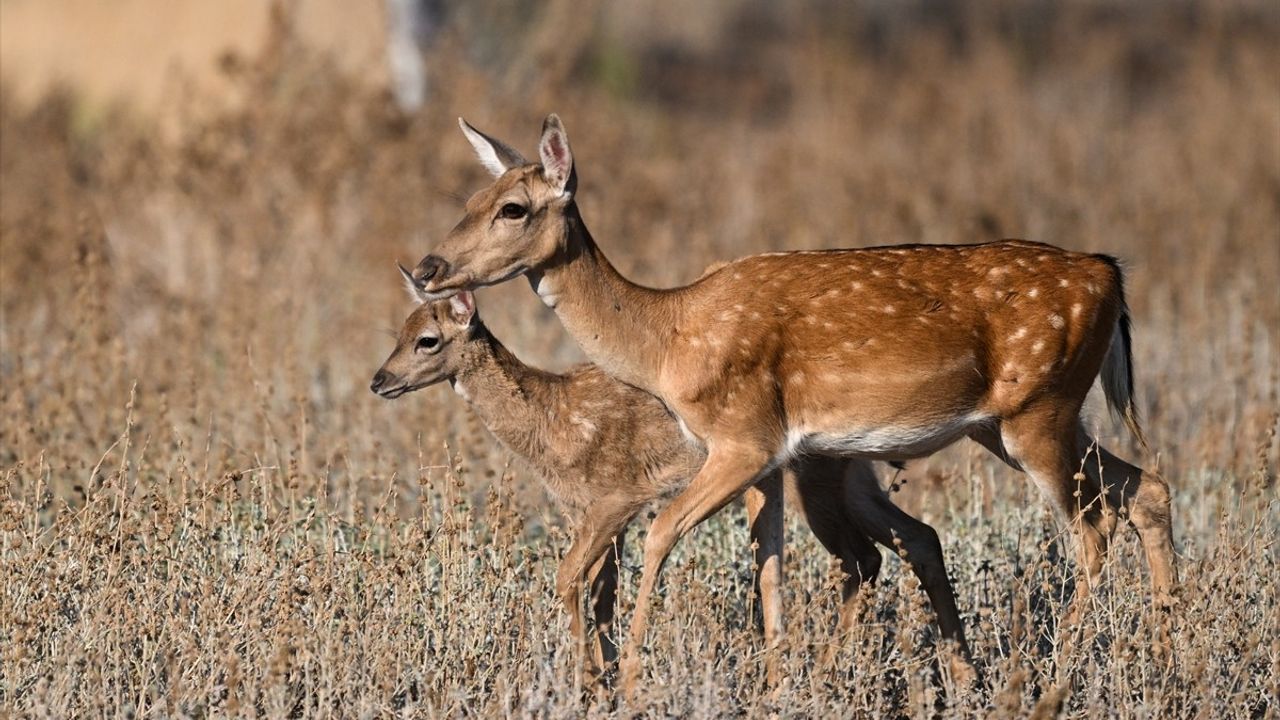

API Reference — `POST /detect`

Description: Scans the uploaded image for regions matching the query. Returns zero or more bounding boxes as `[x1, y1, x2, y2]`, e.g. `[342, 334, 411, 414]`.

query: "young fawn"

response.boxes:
[409, 115, 1176, 690]
[372, 283, 970, 685]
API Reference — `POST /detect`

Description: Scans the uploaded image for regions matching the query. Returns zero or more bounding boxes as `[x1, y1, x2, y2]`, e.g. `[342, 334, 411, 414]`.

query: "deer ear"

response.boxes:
[448, 290, 477, 325]
[398, 262, 427, 303]
[458, 118, 526, 177]
[538, 114, 576, 196]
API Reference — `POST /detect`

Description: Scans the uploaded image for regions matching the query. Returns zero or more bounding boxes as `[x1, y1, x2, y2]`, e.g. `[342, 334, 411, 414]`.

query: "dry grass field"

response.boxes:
[2, 2, 1278, 717]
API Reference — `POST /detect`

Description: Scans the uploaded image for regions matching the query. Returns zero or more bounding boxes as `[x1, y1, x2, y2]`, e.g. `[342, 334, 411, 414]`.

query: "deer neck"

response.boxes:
[527, 204, 672, 391]
[451, 328, 554, 464]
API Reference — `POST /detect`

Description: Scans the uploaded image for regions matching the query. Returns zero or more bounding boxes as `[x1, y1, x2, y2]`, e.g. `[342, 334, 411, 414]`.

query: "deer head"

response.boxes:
[413, 115, 577, 299]
[370, 264, 479, 398]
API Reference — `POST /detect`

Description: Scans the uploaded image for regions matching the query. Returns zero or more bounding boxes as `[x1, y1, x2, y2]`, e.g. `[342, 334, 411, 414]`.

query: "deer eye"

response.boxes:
[498, 203, 527, 220]
[416, 335, 440, 352]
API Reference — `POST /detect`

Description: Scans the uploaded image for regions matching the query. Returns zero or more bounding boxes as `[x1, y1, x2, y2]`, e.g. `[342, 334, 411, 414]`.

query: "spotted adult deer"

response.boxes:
[372, 284, 970, 685]
[411, 115, 1176, 690]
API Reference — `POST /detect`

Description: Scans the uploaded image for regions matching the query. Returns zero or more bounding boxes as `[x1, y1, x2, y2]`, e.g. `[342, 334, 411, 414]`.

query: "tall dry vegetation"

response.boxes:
[2, 2, 1278, 717]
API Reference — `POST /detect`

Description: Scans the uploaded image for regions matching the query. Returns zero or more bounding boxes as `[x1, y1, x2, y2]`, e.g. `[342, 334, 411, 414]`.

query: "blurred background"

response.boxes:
[1, 1, 1278, 714]
[3, 0, 1275, 494]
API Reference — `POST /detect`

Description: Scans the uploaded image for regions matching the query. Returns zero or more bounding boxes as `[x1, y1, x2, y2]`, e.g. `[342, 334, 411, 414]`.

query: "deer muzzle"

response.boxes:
[414, 255, 450, 287]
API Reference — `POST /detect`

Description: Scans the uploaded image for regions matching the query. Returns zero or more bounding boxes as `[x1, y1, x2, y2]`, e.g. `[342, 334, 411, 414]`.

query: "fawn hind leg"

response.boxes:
[788, 456, 881, 670]
[788, 457, 882, 627]
[791, 456, 973, 682]
[841, 462, 971, 660]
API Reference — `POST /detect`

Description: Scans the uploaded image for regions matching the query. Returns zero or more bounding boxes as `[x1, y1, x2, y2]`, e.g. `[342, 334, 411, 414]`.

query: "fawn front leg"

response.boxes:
[557, 504, 635, 689]
[585, 528, 627, 677]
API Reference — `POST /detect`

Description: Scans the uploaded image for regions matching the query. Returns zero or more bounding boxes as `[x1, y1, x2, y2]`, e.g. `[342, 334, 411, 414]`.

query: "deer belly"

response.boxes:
[786, 412, 990, 461]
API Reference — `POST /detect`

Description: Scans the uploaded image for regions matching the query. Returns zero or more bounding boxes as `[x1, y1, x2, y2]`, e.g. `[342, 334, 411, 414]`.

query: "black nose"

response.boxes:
[414, 255, 449, 284]
[370, 369, 393, 394]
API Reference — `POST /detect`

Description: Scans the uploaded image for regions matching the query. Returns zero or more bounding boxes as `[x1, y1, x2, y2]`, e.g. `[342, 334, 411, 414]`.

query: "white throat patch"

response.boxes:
[531, 272, 560, 308]
[450, 379, 470, 402]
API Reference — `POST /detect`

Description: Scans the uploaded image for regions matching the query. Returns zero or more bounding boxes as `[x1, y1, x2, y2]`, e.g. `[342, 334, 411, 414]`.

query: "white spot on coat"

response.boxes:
[569, 414, 598, 438]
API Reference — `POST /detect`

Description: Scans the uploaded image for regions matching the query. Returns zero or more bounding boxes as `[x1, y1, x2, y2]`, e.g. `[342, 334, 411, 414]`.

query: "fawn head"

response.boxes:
[371, 264, 479, 399]
[413, 115, 576, 299]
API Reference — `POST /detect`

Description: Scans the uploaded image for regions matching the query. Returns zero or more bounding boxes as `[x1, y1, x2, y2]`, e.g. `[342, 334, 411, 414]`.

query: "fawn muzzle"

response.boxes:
[370, 369, 402, 398]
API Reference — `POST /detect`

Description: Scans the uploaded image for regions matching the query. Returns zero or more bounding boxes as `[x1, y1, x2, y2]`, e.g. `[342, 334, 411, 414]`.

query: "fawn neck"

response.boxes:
[527, 204, 674, 390]
[452, 328, 556, 464]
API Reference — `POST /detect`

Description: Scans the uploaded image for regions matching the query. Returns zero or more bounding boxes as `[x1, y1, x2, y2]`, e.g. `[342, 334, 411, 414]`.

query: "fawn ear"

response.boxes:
[538, 114, 576, 196]
[458, 118, 526, 177]
[447, 290, 477, 325]
[398, 262, 427, 303]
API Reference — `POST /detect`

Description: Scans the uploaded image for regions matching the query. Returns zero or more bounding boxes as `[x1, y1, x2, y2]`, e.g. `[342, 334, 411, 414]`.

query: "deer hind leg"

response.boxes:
[743, 471, 786, 688]
[998, 410, 1111, 615]
[1076, 429, 1176, 610]
[621, 442, 774, 698]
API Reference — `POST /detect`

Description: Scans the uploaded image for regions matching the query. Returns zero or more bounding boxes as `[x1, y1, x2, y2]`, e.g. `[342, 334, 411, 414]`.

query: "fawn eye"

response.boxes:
[416, 335, 440, 352]
[498, 203, 527, 220]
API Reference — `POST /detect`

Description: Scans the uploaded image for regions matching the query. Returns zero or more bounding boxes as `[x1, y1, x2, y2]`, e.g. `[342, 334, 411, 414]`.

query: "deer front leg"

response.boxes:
[743, 471, 786, 688]
[621, 443, 774, 699]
